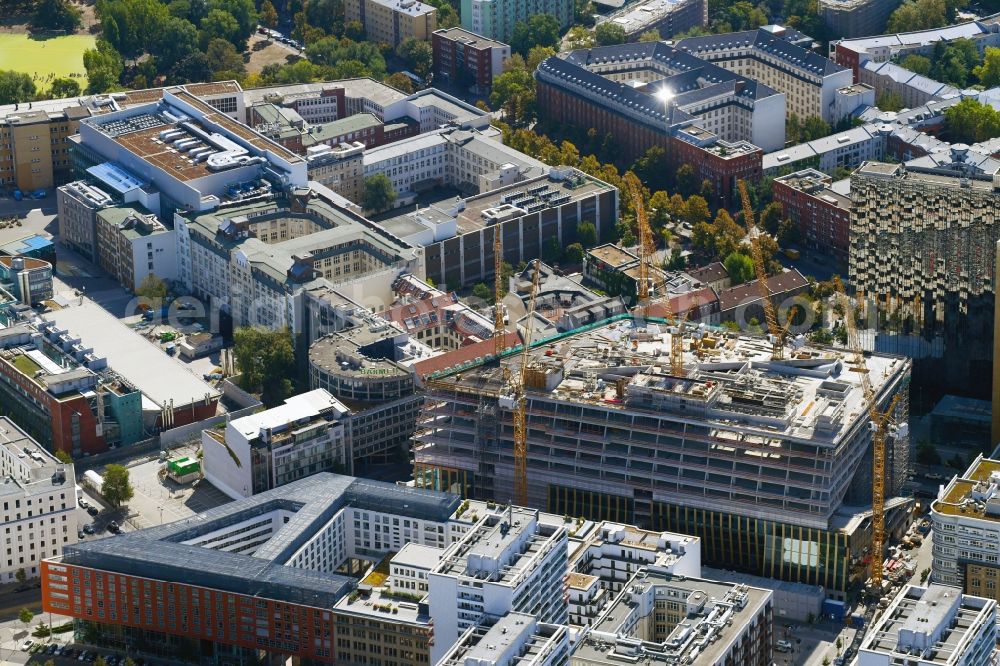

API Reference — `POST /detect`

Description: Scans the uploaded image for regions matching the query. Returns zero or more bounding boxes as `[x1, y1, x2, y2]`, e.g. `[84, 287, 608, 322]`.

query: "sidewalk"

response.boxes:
[0, 612, 75, 662]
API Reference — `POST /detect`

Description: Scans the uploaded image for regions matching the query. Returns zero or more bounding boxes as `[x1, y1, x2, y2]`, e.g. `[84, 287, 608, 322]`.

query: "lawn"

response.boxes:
[0, 33, 96, 94]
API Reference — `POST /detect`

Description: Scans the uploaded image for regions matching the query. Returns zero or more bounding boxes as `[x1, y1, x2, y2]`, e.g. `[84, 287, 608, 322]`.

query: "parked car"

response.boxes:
[20, 640, 33, 652]
[78, 498, 89, 508]
[108, 521, 121, 534]
[83, 523, 95, 535]
[87, 505, 99, 517]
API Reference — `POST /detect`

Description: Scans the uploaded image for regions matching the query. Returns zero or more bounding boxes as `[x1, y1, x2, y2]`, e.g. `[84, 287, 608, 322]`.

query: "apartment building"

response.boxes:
[0, 255, 53, 305]
[674, 26, 853, 125]
[432, 28, 511, 93]
[0, 417, 78, 583]
[534, 44, 775, 191]
[773, 168, 851, 264]
[94, 206, 177, 291]
[819, 0, 902, 39]
[571, 570, 773, 666]
[930, 456, 1000, 605]
[850, 154, 1000, 394]
[202, 390, 350, 499]
[307, 142, 366, 204]
[600, 0, 706, 40]
[57, 180, 115, 261]
[345, 0, 437, 48]
[413, 315, 913, 596]
[856, 584, 997, 666]
[859, 61, 961, 109]
[461, 0, 573, 43]
[427, 506, 568, 662]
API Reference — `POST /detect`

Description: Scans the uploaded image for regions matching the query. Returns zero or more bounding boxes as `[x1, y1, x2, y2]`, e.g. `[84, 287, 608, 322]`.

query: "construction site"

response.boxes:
[413, 179, 914, 597]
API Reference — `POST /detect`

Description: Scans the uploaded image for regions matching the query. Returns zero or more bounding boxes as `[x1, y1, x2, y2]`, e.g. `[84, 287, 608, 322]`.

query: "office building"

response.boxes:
[94, 206, 177, 291]
[432, 28, 511, 93]
[763, 124, 885, 176]
[438, 613, 570, 666]
[461, 0, 573, 43]
[249, 105, 416, 154]
[345, 0, 437, 48]
[0, 318, 143, 456]
[674, 27, 853, 125]
[859, 61, 961, 109]
[57, 180, 115, 261]
[850, 154, 1000, 395]
[413, 315, 913, 596]
[377, 166, 619, 287]
[598, 0, 707, 40]
[306, 142, 367, 206]
[856, 584, 997, 666]
[930, 455, 1000, 605]
[0, 255, 53, 305]
[427, 506, 568, 662]
[202, 389, 350, 499]
[819, 0, 902, 39]
[0, 416, 78, 583]
[176, 187, 423, 330]
[773, 169, 851, 264]
[571, 570, 773, 666]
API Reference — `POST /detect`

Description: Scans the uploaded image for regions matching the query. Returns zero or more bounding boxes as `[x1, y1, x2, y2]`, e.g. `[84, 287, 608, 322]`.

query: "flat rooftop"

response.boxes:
[42, 300, 221, 410]
[604, 0, 702, 34]
[0, 415, 60, 471]
[933, 456, 1000, 522]
[587, 244, 637, 269]
[433, 27, 508, 50]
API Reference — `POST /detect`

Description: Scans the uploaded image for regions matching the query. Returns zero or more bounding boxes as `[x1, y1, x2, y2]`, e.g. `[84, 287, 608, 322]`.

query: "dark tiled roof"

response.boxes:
[686, 261, 729, 284]
[718, 269, 809, 312]
[675, 28, 846, 78]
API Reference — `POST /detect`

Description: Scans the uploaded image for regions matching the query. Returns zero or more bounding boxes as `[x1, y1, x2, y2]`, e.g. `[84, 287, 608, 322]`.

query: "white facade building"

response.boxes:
[0, 417, 78, 582]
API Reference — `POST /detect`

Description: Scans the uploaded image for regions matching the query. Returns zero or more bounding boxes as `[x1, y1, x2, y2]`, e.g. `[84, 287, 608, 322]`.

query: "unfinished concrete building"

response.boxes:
[413, 315, 912, 597]
[851, 152, 1000, 400]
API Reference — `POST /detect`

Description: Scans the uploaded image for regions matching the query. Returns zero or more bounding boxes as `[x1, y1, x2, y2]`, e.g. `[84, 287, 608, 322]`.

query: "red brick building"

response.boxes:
[432, 27, 511, 94]
[773, 168, 851, 264]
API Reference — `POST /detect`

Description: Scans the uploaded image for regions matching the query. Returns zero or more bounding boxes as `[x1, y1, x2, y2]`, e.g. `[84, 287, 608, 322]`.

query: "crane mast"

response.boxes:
[833, 277, 902, 588]
[511, 260, 542, 506]
[624, 172, 656, 305]
[737, 179, 786, 360]
[493, 226, 506, 357]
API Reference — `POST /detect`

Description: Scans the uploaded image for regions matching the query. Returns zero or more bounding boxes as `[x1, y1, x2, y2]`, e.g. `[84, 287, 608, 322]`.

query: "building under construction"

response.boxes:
[413, 315, 912, 596]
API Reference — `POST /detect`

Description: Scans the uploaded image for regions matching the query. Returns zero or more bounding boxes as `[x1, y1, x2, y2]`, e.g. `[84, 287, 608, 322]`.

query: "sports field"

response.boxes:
[0, 33, 96, 94]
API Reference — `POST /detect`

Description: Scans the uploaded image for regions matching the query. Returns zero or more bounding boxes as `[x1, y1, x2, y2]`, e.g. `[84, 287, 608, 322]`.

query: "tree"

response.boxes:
[800, 116, 832, 142]
[15, 567, 27, 588]
[759, 202, 783, 236]
[95, 657, 108, 666]
[510, 14, 561, 56]
[900, 54, 932, 76]
[649, 190, 672, 227]
[974, 46, 1000, 88]
[472, 282, 492, 302]
[206, 0, 257, 46]
[565, 243, 584, 264]
[683, 195, 710, 226]
[542, 236, 562, 264]
[675, 163, 698, 197]
[887, 0, 947, 34]
[304, 0, 344, 35]
[363, 173, 397, 212]
[577, 221, 598, 248]
[384, 72, 414, 93]
[96, 0, 170, 59]
[565, 26, 595, 49]
[135, 273, 168, 300]
[876, 90, 904, 112]
[206, 38, 246, 77]
[0, 71, 36, 105]
[155, 17, 200, 69]
[490, 67, 536, 126]
[920, 567, 931, 583]
[929, 39, 981, 88]
[945, 98, 1000, 143]
[260, 0, 279, 28]
[55, 449, 73, 464]
[836, 637, 843, 656]
[638, 29, 662, 42]
[724, 252, 754, 285]
[33, 0, 82, 31]
[777, 218, 800, 247]
[526, 45, 556, 71]
[19, 607, 33, 630]
[200, 8, 241, 46]
[397, 38, 434, 77]
[595, 22, 626, 46]
[233, 327, 295, 405]
[345, 19, 366, 40]
[102, 464, 134, 508]
[46, 77, 80, 100]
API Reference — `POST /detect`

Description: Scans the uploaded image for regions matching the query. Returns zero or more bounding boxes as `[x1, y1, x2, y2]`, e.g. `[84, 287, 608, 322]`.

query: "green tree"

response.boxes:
[638, 29, 662, 42]
[974, 46, 1000, 87]
[260, 0, 279, 28]
[920, 567, 931, 583]
[304, 0, 344, 35]
[345, 19, 366, 40]
[200, 8, 241, 47]
[945, 97, 1000, 143]
[675, 163, 698, 197]
[206, 38, 246, 78]
[929, 38, 981, 88]
[207, 0, 257, 45]
[95, 657, 108, 666]
[55, 449, 73, 464]
[45, 78, 80, 101]
[33, 0, 82, 31]
[800, 116, 832, 142]
[102, 464, 134, 508]
[397, 38, 434, 77]
[233, 327, 296, 406]
[82, 41, 123, 93]
[490, 67, 536, 126]
[154, 16, 200, 69]
[472, 282, 492, 302]
[15, 567, 27, 587]
[384, 72, 414, 93]
[887, 0, 948, 33]
[595, 22, 626, 46]
[876, 90, 904, 112]
[565, 25, 595, 49]
[135, 273, 168, 300]
[565, 242, 584, 264]
[96, 0, 170, 59]
[683, 195, 710, 226]
[510, 14, 561, 56]
[542, 236, 562, 263]
[363, 173, 397, 212]
[723, 252, 754, 285]
[0, 71, 36, 105]
[577, 221, 598, 248]
[777, 218, 800, 247]
[900, 54, 932, 76]
[526, 45, 556, 71]
[632, 146, 670, 192]
[19, 607, 33, 629]
[649, 190, 672, 227]
[759, 201, 783, 236]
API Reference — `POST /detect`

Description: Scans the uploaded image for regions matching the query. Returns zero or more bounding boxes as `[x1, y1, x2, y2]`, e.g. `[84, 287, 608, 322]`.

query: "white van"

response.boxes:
[776, 640, 793, 653]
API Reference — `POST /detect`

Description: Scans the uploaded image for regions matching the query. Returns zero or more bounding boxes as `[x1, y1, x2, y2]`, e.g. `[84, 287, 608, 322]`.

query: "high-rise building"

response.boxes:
[0, 416, 78, 583]
[930, 455, 1000, 605]
[819, 0, 902, 39]
[461, 0, 573, 43]
[850, 154, 1000, 396]
[413, 315, 913, 596]
[856, 584, 997, 666]
[345, 0, 437, 47]
[432, 28, 511, 94]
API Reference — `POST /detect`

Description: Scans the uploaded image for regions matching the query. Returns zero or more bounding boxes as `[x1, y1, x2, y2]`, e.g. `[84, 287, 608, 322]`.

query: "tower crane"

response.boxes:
[500, 259, 542, 507]
[737, 179, 788, 360]
[833, 276, 907, 588]
[493, 226, 506, 357]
